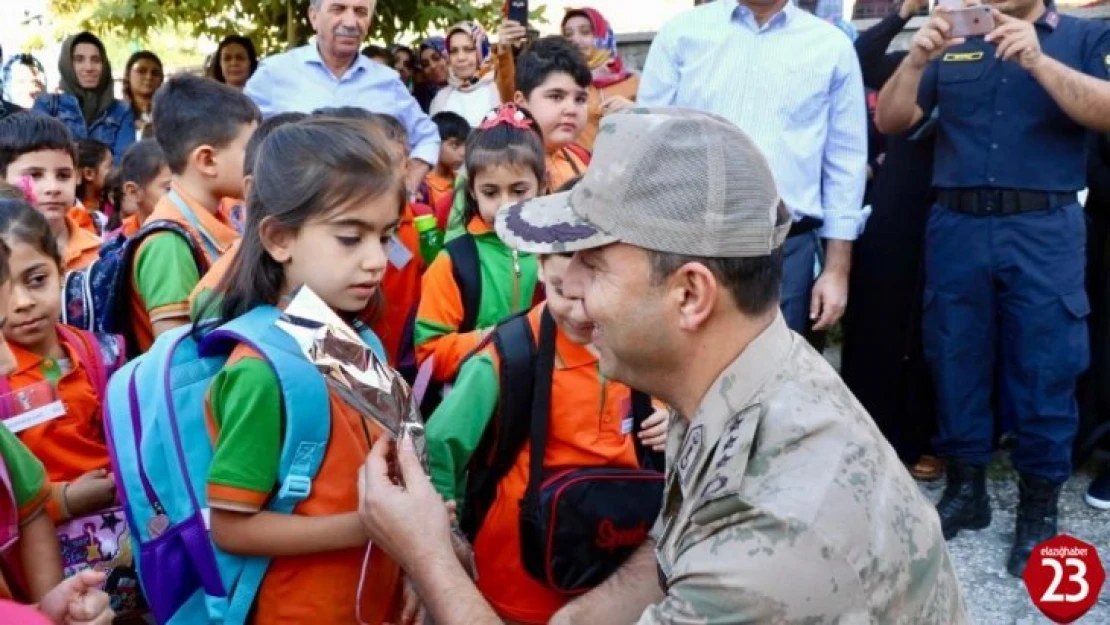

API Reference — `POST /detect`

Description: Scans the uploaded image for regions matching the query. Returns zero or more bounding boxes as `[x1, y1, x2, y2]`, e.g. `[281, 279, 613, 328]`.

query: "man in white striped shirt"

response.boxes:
[639, 0, 868, 336]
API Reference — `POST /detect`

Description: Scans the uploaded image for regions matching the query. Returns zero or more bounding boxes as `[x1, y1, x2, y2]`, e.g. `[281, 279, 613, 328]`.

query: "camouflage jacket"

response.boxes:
[638, 315, 970, 624]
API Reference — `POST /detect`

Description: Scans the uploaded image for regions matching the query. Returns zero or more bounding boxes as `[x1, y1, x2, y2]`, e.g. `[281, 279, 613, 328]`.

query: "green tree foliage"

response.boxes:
[50, 0, 509, 55]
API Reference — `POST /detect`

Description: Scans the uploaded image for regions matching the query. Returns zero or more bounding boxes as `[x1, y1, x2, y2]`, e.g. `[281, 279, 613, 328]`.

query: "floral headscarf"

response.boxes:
[445, 22, 494, 92]
[562, 7, 632, 89]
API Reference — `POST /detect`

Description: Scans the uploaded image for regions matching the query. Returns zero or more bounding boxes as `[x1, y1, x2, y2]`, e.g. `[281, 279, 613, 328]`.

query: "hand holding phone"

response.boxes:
[506, 0, 529, 27]
[944, 5, 994, 38]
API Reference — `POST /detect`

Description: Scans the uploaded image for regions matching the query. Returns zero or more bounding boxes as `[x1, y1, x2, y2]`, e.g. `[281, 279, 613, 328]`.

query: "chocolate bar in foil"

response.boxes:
[274, 286, 427, 468]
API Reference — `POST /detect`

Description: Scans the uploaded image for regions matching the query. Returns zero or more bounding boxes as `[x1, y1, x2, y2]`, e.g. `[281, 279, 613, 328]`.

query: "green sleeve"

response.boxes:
[0, 422, 47, 511]
[426, 350, 500, 502]
[135, 232, 202, 314]
[444, 172, 469, 243]
[207, 358, 282, 509]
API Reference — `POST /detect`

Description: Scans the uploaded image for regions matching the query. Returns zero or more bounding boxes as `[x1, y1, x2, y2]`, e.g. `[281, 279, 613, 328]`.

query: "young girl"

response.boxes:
[0, 238, 63, 605]
[0, 200, 118, 519]
[429, 22, 505, 128]
[415, 104, 543, 384]
[204, 118, 410, 624]
[72, 140, 112, 234]
[110, 139, 170, 237]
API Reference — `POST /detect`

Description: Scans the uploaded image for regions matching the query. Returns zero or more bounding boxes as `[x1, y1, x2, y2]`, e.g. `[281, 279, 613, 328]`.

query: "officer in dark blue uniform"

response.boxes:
[874, 0, 1110, 576]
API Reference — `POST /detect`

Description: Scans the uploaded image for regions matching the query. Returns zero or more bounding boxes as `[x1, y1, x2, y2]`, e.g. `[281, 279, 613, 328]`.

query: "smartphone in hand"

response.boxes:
[945, 5, 994, 38]
[506, 0, 529, 27]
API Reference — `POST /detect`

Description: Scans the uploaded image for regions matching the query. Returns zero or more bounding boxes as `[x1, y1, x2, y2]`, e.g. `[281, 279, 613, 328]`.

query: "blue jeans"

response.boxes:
[781, 231, 819, 334]
[923, 203, 1090, 483]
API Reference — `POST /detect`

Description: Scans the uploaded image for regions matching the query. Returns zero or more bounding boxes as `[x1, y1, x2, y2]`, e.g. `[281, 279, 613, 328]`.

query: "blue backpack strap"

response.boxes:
[200, 306, 331, 623]
[166, 191, 223, 261]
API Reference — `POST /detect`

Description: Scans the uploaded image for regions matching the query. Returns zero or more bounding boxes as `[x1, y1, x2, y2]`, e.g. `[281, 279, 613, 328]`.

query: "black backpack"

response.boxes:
[415, 234, 544, 418]
[459, 307, 663, 544]
[415, 235, 481, 417]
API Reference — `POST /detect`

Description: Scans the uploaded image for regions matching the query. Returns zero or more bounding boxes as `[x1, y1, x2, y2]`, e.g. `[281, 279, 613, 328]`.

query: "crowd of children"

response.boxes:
[0, 31, 664, 625]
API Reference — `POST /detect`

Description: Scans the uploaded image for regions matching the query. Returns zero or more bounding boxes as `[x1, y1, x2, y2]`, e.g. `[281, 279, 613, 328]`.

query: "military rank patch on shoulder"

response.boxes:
[943, 51, 985, 62]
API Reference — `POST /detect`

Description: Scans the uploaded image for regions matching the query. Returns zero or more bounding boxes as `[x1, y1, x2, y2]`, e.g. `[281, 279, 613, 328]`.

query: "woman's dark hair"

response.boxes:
[462, 106, 546, 224]
[211, 117, 405, 326]
[361, 45, 392, 64]
[122, 50, 164, 118]
[0, 198, 63, 271]
[75, 138, 111, 201]
[209, 35, 259, 85]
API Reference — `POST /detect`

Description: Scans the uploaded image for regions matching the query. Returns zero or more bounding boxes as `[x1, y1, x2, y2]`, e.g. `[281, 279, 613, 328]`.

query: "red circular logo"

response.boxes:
[1022, 534, 1105, 623]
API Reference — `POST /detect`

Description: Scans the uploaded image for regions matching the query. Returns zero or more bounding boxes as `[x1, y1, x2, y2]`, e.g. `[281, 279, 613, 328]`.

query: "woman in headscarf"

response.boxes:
[429, 23, 505, 127]
[122, 50, 164, 135]
[33, 32, 135, 162]
[208, 35, 259, 91]
[414, 37, 450, 112]
[561, 7, 638, 152]
[2, 53, 47, 110]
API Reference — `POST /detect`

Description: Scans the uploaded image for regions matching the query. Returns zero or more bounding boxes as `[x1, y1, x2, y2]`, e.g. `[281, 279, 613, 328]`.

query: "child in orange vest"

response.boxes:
[203, 117, 414, 624]
[415, 104, 544, 384]
[0, 113, 100, 273]
[128, 75, 258, 353]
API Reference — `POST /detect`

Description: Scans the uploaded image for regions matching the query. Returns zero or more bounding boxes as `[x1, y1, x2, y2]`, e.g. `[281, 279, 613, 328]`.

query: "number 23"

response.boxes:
[1041, 558, 1090, 603]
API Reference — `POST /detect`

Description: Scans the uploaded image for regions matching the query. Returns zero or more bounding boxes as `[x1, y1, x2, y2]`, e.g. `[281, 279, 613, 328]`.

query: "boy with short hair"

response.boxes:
[130, 75, 260, 352]
[424, 111, 470, 215]
[189, 111, 308, 320]
[0, 112, 101, 272]
[513, 36, 592, 191]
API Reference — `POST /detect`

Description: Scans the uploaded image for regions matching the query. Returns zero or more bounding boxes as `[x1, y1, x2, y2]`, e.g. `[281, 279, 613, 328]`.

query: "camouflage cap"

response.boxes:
[495, 107, 791, 258]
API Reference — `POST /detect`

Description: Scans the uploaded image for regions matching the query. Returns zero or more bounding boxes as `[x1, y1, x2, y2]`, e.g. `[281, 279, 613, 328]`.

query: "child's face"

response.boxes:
[82, 151, 112, 194]
[210, 122, 256, 200]
[126, 165, 172, 219]
[471, 163, 540, 226]
[2, 238, 61, 352]
[4, 150, 78, 230]
[439, 138, 466, 173]
[517, 73, 589, 151]
[274, 191, 401, 315]
[541, 254, 595, 345]
[448, 32, 479, 81]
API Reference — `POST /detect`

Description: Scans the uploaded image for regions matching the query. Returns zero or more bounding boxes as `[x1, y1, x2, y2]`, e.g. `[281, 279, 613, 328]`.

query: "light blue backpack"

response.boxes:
[104, 306, 383, 624]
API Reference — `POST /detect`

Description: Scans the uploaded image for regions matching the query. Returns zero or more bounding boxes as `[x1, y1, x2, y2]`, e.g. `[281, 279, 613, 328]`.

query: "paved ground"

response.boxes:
[918, 458, 1110, 624]
[823, 343, 1110, 623]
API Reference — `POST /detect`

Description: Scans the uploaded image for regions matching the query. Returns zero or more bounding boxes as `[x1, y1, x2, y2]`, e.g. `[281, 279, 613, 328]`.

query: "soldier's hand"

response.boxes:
[908, 10, 966, 69]
[986, 10, 1043, 70]
[898, 0, 928, 20]
[639, 408, 669, 452]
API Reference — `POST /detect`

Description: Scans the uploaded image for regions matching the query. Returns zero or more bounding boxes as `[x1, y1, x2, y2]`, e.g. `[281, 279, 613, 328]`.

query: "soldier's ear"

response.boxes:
[670, 261, 717, 333]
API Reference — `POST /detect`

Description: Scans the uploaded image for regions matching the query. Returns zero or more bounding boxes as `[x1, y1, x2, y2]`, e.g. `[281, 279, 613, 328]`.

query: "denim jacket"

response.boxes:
[33, 93, 136, 163]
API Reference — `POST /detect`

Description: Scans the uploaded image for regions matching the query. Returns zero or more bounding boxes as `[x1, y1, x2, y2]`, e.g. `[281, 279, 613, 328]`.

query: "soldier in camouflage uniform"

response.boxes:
[355, 107, 970, 625]
[496, 107, 970, 625]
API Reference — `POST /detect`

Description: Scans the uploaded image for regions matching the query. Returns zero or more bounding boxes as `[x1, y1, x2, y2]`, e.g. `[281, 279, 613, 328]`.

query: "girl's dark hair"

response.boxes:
[462, 107, 546, 224]
[0, 198, 63, 270]
[209, 35, 259, 85]
[122, 50, 164, 119]
[75, 138, 111, 201]
[211, 117, 405, 326]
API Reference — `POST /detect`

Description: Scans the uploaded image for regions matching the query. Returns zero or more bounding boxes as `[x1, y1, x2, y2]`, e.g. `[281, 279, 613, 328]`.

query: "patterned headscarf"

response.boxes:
[445, 22, 494, 92]
[562, 7, 632, 89]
